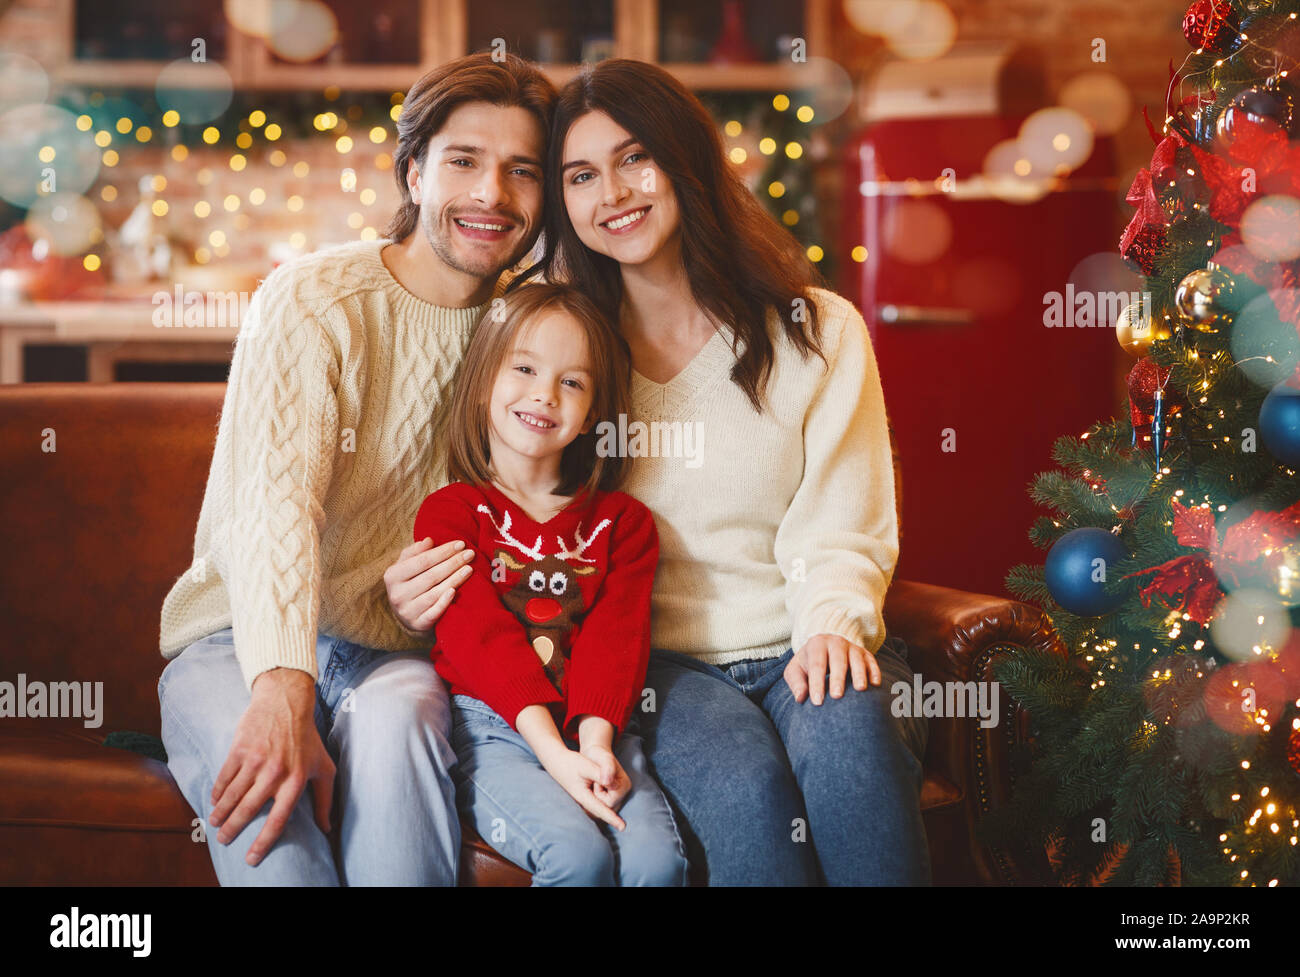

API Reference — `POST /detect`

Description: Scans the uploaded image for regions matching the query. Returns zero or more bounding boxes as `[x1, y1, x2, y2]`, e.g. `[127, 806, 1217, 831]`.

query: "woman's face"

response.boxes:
[560, 110, 681, 270]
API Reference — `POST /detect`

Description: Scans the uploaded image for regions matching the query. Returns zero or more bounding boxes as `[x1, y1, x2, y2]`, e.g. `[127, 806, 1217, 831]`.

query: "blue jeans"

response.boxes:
[637, 635, 930, 885]
[450, 695, 690, 886]
[158, 627, 461, 886]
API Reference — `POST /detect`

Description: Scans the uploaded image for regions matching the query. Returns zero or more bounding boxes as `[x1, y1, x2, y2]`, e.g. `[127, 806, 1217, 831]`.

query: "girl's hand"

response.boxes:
[783, 633, 882, 705]
[537, 745, 627, 831]
[581, 743, 632, 813]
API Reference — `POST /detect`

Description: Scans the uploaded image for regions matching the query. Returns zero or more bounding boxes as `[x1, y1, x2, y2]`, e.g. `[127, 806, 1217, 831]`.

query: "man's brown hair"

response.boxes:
[386, 52, 558, 241]
[442, 282, 632, 500]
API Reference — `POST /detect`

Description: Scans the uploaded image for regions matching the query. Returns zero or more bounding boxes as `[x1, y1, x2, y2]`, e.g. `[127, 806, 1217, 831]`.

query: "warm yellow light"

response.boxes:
[369, 126, 387, 143]
[375, 153, 393, 171]
[102, 150, 118, 166]
[203, 126, 220, 144]
[287, 195, 304, 212]
[100, 185, 117, 202]
[209, 230, 226, 247]
[773, 94, 790, 111]
[162, 110, 180, 127]
[269, 149, 287, 167]
[390, 104, 402, 121]
[229, 154, 246, 172]
[336, 136, 353, 153]
[194, 247, 210, 264]
[782, 209, 798, 226]
[135, 126, 152, 142]
[264, 123, 282, 141]
[347, 212, 364, 228]
[94, 131, 112, 148]
[785, 141, 803, 159]
[83, 254, 101, 271]
[359, 188, 376, 205]
[249, 110, 267, 128]
[38, 146, 55, 162]
[289, 232, 307, 249]
[729, 147, 747, 164]
[194, 201, 211, 218]
[151, 175, 166, 192]
[236, 132, 253, 149]
[807, 245, 824, 262]
[360, 226, 378, 240]
[223, 194, 240, 212]
[151, 200, 168, 217]
[171, 144, 188, 161]
[796, 105, 814, 123]
[115, 117, 133, 134]
[851, 245, 868, 262]
[759, 138, 776, 155]
[768, 181, 786, 198]
[76, 115, 92, 131]
[249, 187, 266, 205]
[293, 161, 310, 178]
[724, 120, 742, 137]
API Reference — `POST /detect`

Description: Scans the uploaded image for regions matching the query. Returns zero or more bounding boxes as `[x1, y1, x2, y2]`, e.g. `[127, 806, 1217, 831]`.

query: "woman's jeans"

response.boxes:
[450, 695, 690, 886]
[158, 627, 461, 886]
[636, 635, 930, 885]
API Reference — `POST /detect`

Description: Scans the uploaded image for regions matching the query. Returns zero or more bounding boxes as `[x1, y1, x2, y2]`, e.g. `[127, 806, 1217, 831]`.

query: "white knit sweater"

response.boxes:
[622, 287, 898, 665]
[159, 239, 496, 688]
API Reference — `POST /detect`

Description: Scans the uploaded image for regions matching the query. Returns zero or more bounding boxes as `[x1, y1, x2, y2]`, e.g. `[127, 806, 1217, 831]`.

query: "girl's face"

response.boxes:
[487, 310, 596, 469]
[560, 110, 681, 269]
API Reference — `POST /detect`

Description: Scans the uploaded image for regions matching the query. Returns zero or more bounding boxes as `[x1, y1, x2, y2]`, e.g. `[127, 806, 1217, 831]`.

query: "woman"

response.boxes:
[512, 59, 929, 884]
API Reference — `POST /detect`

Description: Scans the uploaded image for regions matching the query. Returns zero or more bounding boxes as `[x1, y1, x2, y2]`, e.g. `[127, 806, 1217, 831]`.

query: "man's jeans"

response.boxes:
[158, 627, 460, 885]
[637, 635, 930, 885]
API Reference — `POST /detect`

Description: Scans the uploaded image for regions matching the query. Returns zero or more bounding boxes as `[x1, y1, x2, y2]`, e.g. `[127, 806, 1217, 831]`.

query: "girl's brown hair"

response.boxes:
[386, 52, 557, 242]
[517, 58, 825, 412]
[442, 282, 632, 499]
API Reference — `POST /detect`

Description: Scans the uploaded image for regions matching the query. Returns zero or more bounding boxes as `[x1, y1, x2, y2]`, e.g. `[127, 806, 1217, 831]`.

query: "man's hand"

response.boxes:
[384, 537, 475, 635]
[208, 667, 335, 866]
[783, 633, 882, 705]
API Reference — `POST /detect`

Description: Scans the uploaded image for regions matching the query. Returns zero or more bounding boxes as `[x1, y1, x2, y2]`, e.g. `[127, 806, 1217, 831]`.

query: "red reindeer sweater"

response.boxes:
[413, 481, 659, 737]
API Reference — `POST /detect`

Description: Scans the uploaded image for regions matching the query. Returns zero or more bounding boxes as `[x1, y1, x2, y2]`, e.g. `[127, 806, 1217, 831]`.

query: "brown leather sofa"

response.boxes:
[0, 382, 1060, 884]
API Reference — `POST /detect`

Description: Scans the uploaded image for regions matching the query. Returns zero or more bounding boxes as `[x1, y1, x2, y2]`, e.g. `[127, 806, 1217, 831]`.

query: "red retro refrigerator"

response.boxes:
[839, 57, 1122, 598]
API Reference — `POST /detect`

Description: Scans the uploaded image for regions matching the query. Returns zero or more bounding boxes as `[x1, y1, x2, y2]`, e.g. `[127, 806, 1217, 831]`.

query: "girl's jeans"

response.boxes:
[449, 695, 690, 886]
[158, 627, 461, 885]
[636, 635, 931, 885]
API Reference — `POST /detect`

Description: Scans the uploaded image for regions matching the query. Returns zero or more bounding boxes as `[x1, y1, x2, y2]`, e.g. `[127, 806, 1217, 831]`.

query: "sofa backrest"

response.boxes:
[0, 383, 226, 734]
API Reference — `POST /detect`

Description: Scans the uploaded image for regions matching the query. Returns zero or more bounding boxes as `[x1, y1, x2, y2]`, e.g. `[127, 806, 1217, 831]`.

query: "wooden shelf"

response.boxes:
[51, 0, 830, 93]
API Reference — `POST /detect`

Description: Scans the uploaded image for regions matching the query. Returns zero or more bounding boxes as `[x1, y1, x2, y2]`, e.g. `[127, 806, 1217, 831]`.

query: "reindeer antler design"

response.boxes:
[477, 504, 546, 561]
[555, 519, 613, 564]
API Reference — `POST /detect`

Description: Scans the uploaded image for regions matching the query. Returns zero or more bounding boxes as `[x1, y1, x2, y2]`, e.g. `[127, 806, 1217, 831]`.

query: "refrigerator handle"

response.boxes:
[876, 304, 976, 327]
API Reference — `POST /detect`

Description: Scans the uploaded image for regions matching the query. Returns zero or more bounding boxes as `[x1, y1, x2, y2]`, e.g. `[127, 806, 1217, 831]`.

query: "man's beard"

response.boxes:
[421, 205, 529, 279]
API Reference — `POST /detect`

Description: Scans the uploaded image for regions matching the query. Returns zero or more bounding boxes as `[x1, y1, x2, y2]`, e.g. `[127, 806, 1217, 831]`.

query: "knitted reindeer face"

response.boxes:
[478, 504, 611, 691]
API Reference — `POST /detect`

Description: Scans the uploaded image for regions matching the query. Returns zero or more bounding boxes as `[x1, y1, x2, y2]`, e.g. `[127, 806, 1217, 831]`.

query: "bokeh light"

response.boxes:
[155, 59, 234, 125]
[24, 193, 101, 256]
[0, 104, 100, 208]
[1059, 71, 1132, 136]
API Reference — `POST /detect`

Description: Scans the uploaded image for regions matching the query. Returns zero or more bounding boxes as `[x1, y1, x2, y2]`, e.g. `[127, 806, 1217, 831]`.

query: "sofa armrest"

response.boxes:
[884, 578, 1062, 882]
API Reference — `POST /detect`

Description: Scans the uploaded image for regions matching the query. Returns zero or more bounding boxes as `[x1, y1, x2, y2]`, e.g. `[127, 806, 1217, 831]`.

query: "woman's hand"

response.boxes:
[383, 537, 476, 635]
[784, 633, 882, 705]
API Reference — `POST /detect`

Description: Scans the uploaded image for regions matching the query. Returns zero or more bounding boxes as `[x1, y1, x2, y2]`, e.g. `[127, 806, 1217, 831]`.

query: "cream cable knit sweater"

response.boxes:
[159, 239, 497, 688]
[622, 287, 898, 666]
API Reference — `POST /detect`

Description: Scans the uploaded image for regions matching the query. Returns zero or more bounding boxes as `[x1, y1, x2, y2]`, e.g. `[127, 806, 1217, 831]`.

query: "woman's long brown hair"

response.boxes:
[516, 58, 826, 412]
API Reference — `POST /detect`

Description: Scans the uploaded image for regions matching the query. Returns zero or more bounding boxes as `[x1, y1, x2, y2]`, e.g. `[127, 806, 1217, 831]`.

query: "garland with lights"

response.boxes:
[986, 0, 1300, 885]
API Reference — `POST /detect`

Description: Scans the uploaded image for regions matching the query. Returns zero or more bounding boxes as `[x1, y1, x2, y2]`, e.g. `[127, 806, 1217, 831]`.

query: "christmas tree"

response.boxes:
[989, 0, 1300, 885]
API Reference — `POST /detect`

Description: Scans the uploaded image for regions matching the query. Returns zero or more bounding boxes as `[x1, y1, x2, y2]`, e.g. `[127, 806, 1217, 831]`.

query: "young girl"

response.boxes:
[413, 282, 689, 886]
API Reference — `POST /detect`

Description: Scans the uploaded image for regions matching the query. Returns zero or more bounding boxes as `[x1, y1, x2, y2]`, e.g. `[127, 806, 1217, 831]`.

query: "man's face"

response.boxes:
[405, 101, 546, 279]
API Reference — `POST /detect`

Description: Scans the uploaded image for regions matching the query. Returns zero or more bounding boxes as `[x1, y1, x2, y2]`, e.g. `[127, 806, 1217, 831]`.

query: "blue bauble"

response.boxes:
[1045, 527, 1128, 616]
[1260, 384, 1300, 466]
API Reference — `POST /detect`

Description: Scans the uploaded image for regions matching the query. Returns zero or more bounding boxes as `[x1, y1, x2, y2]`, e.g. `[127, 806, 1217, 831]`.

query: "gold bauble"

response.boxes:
[1115, 301, 1172, 356]
[1174, 266, 1237, 333]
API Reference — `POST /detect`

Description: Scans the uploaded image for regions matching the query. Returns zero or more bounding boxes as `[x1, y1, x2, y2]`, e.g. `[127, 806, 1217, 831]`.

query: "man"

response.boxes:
[158, 52, 555, 885]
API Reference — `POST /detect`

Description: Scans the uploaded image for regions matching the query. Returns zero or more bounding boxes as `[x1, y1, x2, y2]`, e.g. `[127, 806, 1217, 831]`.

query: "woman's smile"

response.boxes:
[601, 205, 652, 234]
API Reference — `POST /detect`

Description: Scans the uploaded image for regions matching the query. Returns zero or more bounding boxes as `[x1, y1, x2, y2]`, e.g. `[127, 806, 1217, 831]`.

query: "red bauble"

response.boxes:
[1216, 84, 1296, 151]
[1183, 0, 1240, 54]
[1288, 725, 1300, 778]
